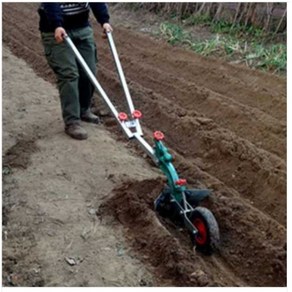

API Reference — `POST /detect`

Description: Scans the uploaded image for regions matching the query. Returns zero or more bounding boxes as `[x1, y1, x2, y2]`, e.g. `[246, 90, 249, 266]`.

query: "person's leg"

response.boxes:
[41, 32, 88, 139]
[72, 26, 100, 123]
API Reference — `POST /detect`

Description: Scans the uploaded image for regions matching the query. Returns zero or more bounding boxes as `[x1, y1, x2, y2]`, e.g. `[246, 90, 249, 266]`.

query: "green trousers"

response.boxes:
[41, 26, 97, 125]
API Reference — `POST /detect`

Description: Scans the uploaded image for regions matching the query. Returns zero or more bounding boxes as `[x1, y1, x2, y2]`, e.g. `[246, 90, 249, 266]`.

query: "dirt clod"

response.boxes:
[3, 139, 39, 169]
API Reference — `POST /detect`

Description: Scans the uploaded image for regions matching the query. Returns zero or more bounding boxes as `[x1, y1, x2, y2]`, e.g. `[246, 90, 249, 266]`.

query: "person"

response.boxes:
[38, 3, 113, 140]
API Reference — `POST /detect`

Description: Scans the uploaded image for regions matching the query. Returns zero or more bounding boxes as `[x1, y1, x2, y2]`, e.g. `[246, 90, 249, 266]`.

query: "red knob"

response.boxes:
[118, 112, 128, 121]
[175, 179, 187, 186]
[132, 110, 142, 119]
[153, 131, 164, 141]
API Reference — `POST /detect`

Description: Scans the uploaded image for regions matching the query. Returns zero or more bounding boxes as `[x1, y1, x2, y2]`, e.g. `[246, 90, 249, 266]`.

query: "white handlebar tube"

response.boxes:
[134, 133, 157, 164]
[64, 35, 133, 139]
[106, 32, 143, 136]
[64, 34, 156, 162]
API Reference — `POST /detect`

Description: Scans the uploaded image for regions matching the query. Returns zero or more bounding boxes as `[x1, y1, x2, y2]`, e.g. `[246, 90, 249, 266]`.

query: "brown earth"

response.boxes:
[2, 3, 286, 287]
[2, 46, 161, 287]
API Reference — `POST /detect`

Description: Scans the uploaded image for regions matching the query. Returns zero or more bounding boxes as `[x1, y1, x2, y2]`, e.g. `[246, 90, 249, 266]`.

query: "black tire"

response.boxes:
[190, 206, 220, 255]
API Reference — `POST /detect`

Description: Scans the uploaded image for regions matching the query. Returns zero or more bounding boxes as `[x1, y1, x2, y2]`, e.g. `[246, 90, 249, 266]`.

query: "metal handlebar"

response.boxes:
[63, 32, 156, 162]
[106, 32, 143, 136]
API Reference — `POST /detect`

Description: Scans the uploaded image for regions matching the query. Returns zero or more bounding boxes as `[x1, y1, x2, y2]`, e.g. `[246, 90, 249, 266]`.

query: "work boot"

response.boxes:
[65, 123, 88, 140]
[81, 110, 100, 124]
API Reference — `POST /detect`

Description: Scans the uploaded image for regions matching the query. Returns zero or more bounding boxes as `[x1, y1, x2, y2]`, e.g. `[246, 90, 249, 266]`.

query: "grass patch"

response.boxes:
[160, 22, 286, 74]
[160, 22, 187, 45]
[184, 14, 267, 39]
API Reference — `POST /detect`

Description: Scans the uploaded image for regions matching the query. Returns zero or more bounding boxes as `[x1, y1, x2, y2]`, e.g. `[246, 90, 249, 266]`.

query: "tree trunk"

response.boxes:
[275, 7, 287, 34]
[196, 3, 206, 15]
[213, 3, 224, 22]
[244, 3, 252, 27]
[194, 3, 199, 13]
[205, 3, 213, 17]
[177, 3, 187, 20]
[245, 3, 257, 27]
[232, 3, 242, 28]
[237, 3, 249, 25]
[250, 3, 258, 25]
[264, 2, 275, 32]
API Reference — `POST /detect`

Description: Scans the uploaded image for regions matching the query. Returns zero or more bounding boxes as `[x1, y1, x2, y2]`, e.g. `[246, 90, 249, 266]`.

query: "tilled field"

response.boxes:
[2, 3, 286, 287]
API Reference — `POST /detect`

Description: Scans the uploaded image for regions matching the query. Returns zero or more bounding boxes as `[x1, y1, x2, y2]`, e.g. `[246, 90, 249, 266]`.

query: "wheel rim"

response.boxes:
[193, 218, 208, 245]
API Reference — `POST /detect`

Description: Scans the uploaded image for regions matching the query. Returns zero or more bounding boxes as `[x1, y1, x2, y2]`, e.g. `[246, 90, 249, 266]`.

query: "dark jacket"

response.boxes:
[38, 2, 110, 32]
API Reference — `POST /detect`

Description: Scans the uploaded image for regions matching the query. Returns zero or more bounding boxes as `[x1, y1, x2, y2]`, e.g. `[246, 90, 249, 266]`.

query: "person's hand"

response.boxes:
[102, 23, 113, 39]
[55, 27, 67, 43]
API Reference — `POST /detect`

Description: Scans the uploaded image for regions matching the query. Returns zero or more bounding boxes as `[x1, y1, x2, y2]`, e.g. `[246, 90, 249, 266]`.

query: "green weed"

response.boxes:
[160, 22, 188, 45]
[159, 22, 286, 74]
[184, 14, 212, 26]
[183, 15, 265, 40]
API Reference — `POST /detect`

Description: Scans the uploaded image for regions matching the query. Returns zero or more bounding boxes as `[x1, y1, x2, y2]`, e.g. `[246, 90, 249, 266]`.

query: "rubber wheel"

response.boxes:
[190, 206, 220, 255]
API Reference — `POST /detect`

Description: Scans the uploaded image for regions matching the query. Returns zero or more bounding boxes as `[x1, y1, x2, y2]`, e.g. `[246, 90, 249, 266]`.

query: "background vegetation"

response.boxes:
[121, 3, 287, 74]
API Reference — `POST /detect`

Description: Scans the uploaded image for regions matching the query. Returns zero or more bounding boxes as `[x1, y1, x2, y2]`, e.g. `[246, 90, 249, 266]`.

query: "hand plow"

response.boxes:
[64, 32, 220, 254]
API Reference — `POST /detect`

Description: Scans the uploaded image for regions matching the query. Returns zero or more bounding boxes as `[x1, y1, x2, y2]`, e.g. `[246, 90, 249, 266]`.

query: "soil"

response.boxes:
[2, 3, 286, 287]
